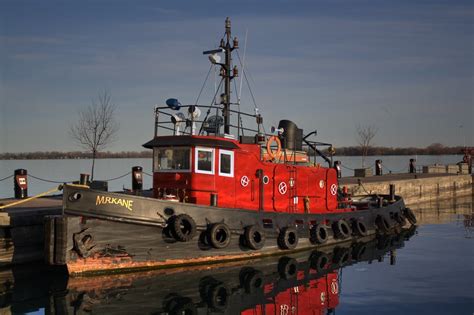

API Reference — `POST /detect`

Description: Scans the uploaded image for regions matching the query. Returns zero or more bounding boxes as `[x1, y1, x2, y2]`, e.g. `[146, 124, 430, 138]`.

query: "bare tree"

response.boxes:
[356, 124, 377, 167]
[70, 91, 119, 180]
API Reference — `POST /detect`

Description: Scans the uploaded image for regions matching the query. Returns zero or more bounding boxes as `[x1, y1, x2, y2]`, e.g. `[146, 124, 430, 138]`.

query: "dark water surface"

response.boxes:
[3, 196, 472, 315]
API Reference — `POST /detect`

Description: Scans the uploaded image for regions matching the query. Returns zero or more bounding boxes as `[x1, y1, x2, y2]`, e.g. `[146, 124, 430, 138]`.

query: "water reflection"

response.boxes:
[411, 195, 473, 226]
[0, 227, 416, 315]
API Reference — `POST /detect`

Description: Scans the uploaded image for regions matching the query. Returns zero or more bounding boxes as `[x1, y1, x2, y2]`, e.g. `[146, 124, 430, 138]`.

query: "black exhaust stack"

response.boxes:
[277, 120, 303, 151]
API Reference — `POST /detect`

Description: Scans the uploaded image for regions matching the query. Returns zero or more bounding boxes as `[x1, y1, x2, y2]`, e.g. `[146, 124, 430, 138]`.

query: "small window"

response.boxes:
[195, 147, 214, 174]
[154, 147, 191, 172]
[219, 150, 234, 177]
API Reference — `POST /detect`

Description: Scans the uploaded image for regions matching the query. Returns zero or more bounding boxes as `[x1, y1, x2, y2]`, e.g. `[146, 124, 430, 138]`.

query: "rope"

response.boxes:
[194, 64, 214, 105]
[0, 175, 14, 182]
[28, 174, 72, 184]
[102, 171, 131, 182]
[0, 185, 62, 210]
[143, 171, 153, 177]
[340, 164, 372, 171]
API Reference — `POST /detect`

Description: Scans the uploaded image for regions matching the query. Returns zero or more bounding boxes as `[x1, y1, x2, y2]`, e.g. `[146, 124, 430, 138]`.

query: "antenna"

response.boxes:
[237, 29, 248, 105]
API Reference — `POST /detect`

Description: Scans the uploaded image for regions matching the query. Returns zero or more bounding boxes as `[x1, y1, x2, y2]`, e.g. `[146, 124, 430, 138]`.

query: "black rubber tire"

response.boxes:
[393, 212, 407, 227]
[351, 243, 367, 260]
[244, 225, 265, 250]
[375, 215, 390, 233]
[333, 219, 351, 239]
[404, 208, 417, 225]
[171, 302, 197, 315]
[309, 251, 329, 272]
[277, 227, 298, 250]
[241, 269, 264, 294]
[278, 256, 298, 280]
[169, 214, 197, 242]
[208, 223, 232, 249]
[332, 247, 350, 266]
[310, 224, 329, 244]
[353, 220, 368, 237]
[207, 283, 229, 311]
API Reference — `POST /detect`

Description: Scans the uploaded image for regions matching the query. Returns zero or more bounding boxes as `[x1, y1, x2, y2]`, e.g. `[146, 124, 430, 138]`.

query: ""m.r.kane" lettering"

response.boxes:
[96, 195, 133, 211]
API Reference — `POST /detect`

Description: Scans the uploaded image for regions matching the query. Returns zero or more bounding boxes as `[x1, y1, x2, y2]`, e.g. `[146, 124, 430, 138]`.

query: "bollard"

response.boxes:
[334, 161, 342, 178]
[409, 159, 416, 173]
[375, 160, 383, 176]
[132, 166, 143, 194]
[389, 184, 395, 202]
[14, 169, 28, 199]
[210, 193, 218, 206]
[79, 174, 90, 186]
[390, 250, 396, 265]
[378, 196, 384, 208]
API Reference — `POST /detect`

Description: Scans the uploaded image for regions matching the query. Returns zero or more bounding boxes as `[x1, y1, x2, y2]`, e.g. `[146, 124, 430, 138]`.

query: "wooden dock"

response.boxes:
[0, 196, 62, 266]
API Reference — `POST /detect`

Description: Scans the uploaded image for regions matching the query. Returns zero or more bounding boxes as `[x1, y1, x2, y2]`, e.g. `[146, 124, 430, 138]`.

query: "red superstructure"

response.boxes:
[147, 134, 340, 213]
[242, 272, 339, 315]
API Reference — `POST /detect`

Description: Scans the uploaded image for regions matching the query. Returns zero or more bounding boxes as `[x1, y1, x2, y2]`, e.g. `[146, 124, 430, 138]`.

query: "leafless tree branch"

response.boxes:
[356, 124, 377, 167]
[69, 90, 119, 179]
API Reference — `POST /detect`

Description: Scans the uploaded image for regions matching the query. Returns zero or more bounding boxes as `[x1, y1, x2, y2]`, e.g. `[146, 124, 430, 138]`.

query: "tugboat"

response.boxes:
[41, 227, 416, 314]
[44, 18, 417, 275]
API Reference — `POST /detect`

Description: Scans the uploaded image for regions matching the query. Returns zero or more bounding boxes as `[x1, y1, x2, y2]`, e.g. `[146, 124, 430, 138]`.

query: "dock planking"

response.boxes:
[0, 196, 62, 266]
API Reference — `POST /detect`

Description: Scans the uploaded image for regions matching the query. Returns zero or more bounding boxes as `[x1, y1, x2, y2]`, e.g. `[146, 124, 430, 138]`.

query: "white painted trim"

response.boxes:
[218, 149, 234, 177]
[195, 147, 215, 175]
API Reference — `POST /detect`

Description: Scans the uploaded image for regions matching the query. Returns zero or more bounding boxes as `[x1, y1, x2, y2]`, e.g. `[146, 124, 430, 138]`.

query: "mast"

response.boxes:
[203, 17, 238, 135]
[223, 17, 232, 134]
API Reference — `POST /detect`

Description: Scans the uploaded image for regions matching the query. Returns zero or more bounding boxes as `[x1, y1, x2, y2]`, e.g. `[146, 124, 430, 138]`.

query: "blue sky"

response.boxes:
[1, 0, 472, 153]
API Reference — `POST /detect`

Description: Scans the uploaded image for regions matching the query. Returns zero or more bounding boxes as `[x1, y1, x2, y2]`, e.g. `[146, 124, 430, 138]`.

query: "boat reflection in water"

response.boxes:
[8, 226, 410, 315]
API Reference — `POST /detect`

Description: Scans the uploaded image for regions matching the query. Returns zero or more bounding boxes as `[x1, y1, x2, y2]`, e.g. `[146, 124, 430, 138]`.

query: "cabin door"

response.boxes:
[272, 165, 297, 212]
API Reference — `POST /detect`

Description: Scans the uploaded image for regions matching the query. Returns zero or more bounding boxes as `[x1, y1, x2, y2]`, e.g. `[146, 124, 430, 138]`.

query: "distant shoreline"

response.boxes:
[0, 145, 467, 160]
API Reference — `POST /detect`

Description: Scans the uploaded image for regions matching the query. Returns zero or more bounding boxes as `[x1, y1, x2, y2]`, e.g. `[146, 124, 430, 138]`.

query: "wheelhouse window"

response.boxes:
[154, 147, 191, 172]
[219, 150, 234, 177]
[195, 147, 214, 174]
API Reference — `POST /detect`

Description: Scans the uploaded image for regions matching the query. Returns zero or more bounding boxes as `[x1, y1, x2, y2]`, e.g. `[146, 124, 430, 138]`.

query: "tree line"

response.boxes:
[0, 151, 152, 160]
[329, 143, 467, 156]
[1, 144, 468, 160]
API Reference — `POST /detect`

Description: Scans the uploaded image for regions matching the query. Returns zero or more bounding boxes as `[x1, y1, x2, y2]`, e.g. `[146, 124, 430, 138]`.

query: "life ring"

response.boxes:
[375, 215, 390, 233]
[310, 224, 329, 244]
[266, 136, 282, 160]
[404, 208, 417, 225]
[244, 225, 265, 250]
[352, 219, 368, 237]
[278, 256, 298, 280]
[169, 214, 197, 242]
[333, 219, 351, 239]
[207, 223, 232, 249]
[277, 226, 298, 250]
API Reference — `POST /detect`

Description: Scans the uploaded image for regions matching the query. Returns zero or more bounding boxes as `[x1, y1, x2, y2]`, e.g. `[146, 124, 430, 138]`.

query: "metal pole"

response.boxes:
[223, 17, 232, 135]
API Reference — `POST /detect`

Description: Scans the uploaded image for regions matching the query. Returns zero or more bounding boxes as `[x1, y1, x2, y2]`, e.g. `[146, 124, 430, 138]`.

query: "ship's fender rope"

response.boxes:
[0, 185, 63, 210]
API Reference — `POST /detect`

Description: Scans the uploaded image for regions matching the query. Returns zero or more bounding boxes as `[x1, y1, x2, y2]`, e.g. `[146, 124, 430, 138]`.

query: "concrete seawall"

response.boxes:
[340, 174, 473, 206]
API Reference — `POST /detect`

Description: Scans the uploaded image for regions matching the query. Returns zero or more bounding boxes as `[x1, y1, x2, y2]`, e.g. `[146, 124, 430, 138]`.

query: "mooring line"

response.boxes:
[0, 175, 14, 182]
[0, 185, 63, 210]
[29, 174, 73, 184]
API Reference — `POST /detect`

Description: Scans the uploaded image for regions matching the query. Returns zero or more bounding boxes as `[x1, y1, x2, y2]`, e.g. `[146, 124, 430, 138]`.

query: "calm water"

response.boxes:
[0, 155, 464, 198]
[2, 196, 472, 315]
